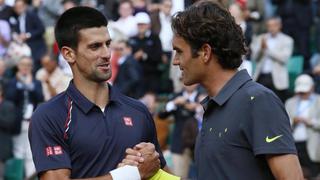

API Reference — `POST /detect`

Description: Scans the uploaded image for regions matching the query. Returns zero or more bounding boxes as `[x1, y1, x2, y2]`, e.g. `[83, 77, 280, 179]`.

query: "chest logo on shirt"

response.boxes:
[123, 117, 133, 126]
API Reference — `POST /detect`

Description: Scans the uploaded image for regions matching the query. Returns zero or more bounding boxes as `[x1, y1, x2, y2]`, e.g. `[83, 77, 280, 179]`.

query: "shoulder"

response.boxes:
[31, 93, 68, 126]
[239, 80, 281, 104]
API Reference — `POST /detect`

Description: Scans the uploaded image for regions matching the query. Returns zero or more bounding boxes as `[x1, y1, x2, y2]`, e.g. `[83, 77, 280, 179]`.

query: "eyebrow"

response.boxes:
[87, 39, 112, 48]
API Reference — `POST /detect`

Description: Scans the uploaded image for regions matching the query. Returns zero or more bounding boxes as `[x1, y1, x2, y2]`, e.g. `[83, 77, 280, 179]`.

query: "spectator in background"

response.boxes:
[109, 0, 138, 39]
[10, 0, 47, 72]
[229, 3, 253, 50]
[160, 83, 201, 179]
[275, 0, 313, 70]
[113, 40, 142, 98]
[251, 16, 293, 102]
[35, 53, 71, 101]
[285, 74, 320, 178]
[140, 92, 171, 151]
[129, 12, 163, 95]
[0, 0, 14, 21]
[37, 0, 63, 53]
[6, 56, 43, 179]
[229, 2, 253, 76]
[0, 83, 16, 179]
[150, 0, 174, 93]
[0, 19, 10, 58]
[99, 0, 119, 21]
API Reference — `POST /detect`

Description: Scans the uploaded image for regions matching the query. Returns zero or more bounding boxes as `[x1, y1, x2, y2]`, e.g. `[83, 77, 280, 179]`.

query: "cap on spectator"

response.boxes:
[294, 74, 314, 93]
[135, 12, 150, 24]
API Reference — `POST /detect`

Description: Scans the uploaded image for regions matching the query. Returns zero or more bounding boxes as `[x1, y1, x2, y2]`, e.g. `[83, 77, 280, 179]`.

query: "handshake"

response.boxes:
[110, 142, 179, 180]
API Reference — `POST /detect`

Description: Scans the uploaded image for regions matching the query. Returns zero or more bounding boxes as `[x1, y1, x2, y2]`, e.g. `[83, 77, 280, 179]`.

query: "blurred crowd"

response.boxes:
[0, 0, 320, 179]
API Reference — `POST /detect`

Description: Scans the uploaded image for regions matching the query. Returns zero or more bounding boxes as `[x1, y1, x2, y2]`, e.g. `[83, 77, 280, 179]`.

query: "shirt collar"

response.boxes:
[66, 81, 121, 114]
[201, 69, 252, 110]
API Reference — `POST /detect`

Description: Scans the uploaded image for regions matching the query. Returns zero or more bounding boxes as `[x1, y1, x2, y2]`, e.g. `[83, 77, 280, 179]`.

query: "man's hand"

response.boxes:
[119, 142, 160, 179]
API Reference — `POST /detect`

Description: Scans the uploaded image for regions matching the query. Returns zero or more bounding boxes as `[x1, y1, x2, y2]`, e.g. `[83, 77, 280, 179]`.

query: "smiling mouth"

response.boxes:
[97, 63, 110, 70]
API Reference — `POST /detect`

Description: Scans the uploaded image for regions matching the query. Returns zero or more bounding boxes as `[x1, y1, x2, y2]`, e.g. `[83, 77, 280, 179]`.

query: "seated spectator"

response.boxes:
[109, 0, 138, 39]
[10, 0, 47, 72]
[35, 53, 71, 101]
[6, 56, 43, 179]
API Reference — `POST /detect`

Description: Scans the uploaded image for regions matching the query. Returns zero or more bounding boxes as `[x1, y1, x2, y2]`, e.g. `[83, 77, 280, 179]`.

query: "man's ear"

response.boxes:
[201, 43, 212, 63]
[61, 46, 76, 64]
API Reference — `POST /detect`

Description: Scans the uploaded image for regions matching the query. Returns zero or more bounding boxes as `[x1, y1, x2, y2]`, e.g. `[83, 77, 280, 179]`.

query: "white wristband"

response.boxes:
[110, 165, 141, 180]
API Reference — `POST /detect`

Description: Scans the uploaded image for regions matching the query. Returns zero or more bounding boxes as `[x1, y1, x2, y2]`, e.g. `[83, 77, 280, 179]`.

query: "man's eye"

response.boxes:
[90, 44, 100, 50]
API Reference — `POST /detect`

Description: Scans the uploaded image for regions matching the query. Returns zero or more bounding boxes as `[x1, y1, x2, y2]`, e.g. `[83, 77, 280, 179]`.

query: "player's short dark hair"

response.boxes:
[55, 6, 108, 50]
[171, 1, 246, 69]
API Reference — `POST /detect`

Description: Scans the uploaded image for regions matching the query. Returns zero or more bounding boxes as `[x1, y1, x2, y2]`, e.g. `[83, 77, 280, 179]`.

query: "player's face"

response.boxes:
[172, 35, 203, 86]
[74, 26, 112, 83]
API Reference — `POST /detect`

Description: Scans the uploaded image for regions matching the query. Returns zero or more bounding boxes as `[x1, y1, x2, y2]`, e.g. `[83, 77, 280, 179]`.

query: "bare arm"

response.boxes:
[40, 169, 113, 180]
[266, 154, 303, 180]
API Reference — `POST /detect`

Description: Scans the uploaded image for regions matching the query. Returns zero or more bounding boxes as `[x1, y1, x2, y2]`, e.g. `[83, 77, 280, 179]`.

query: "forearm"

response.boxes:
[266, 154, 303, 180]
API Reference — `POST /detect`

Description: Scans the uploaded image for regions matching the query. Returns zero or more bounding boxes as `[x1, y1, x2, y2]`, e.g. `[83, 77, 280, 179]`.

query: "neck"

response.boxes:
[73, 77, 109, 109]
[202, 68, 237, 97]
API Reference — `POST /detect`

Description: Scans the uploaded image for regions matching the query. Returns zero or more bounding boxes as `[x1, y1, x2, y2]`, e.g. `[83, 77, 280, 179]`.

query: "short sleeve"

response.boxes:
[244, 91, 296, 156]
[28, 106, 71, 174]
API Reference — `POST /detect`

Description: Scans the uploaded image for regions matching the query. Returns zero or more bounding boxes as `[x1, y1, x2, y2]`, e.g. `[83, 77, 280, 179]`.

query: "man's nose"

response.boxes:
[172, 55, 180, 66]
[101, 45, 111, 59]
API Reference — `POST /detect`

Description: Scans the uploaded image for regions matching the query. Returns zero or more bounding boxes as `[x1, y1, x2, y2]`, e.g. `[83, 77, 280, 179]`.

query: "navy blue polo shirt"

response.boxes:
[29, 82, 166, 178]
[195, 70, 296, 180]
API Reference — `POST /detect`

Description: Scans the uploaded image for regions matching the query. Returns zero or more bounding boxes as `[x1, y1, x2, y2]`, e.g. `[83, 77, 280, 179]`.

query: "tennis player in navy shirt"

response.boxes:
[169, 1, 304, 180]
[28, 6, 169, 180]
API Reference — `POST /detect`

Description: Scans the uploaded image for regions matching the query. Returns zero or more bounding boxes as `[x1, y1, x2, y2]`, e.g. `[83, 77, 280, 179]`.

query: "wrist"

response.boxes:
[110, 165, 141, 180]
[149, 169, 180, 180]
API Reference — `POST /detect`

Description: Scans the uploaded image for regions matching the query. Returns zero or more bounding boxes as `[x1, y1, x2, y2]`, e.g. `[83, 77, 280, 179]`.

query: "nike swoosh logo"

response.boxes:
[265, 135, 283, 143]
